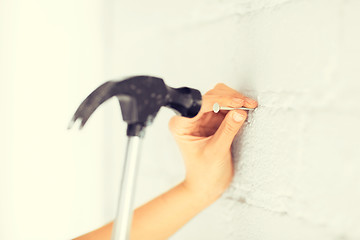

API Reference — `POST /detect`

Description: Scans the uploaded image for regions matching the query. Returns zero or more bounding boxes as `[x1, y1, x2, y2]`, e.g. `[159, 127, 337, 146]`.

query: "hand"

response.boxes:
[73, 83, 258, 240]
[168, 83, 258, 202]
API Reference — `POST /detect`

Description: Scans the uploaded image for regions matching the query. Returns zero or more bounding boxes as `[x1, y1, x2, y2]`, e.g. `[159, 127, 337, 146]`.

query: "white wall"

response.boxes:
[110, 0, 360, 239]
[2, 0, 360, 239]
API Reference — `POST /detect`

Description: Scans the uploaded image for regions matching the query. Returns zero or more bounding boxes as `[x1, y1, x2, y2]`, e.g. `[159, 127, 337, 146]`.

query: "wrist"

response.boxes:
[180, 180, 222, 207]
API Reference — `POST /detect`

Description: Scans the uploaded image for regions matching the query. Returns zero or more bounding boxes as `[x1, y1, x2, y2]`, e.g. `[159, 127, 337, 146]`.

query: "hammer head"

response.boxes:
[69, 76, 202, 136]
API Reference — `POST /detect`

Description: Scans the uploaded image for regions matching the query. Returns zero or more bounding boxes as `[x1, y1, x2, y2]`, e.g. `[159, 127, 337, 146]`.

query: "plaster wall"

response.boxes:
[2, 0, 360, 240]
[108, 0, 360, 239]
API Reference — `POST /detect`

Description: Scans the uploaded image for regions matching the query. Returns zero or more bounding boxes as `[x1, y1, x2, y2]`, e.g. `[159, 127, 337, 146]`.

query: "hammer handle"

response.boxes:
[165, 86, 202, 118]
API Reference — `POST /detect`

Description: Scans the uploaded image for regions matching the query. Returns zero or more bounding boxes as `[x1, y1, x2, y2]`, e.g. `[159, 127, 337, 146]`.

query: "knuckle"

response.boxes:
[230, 97, 245, 106]
[214, 83, 227, 89]
[231, 92, 245, 99]
[202, 94, 211, 101]
[204, 89, 216, 96]
[168, 116, 178, 132]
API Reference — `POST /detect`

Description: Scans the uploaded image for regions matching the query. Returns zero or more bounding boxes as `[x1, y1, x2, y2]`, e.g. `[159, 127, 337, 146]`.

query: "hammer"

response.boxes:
[69, 75, 202, 240]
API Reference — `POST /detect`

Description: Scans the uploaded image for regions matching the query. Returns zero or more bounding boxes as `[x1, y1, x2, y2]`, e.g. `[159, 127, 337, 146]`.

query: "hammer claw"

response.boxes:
[69, 81, 117, 129]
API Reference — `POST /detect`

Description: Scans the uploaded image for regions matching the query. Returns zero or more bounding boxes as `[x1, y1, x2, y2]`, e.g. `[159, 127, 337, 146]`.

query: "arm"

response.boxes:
[74, 83, 257, 240]
[74, 182, 217, 240]
[130, 182, 217, 239]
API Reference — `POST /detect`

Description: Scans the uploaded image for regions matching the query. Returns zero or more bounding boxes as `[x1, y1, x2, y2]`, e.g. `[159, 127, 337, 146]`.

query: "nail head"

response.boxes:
[213, 103, 220, 113]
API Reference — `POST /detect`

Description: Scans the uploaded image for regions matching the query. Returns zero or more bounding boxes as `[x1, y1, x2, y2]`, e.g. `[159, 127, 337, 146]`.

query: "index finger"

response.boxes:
[205, 83, 258, 109]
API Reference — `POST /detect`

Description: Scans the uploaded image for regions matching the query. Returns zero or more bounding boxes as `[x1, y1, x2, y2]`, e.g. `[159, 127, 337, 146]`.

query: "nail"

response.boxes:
[245, 97, 257, 105]
[213, 102, 255, 113]
[233, 112, 244, 122]
[231, 98, 244, 106]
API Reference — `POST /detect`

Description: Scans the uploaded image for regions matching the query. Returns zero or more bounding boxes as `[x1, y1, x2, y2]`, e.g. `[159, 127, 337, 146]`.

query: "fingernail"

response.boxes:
[231, 98, 244, 106]
[245, 97, 257, 105]
[233, 111, 244, 122]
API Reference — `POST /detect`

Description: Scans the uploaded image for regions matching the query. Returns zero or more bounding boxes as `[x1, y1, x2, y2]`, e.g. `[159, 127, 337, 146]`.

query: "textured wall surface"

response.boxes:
[108, 0, 360, 239]
[2, 0, 360, 239]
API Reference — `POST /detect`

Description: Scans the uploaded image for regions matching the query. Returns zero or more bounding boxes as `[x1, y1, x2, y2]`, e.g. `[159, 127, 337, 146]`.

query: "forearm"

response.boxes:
[74, 181, 217, 240]
[131, 181, 216, 240]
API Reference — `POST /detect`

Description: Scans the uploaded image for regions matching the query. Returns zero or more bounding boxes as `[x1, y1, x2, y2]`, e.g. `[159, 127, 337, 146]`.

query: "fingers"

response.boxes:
[168, 82, 256, 138]
[208, 109, 247, 150]
[201, 84, 257, 114]
[207, 83, 257, 108]
[200, 95, 245, 114]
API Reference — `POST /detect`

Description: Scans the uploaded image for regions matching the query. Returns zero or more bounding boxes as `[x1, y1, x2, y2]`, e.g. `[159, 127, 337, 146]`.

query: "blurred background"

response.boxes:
[1, 0, 360, 239]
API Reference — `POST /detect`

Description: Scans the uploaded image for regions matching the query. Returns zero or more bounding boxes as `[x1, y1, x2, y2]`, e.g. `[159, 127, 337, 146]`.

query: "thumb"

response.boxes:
[209, 110, 247, 150]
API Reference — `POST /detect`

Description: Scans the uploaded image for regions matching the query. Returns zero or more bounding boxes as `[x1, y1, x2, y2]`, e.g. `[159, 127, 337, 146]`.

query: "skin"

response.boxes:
[74, 83, 258, 240]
